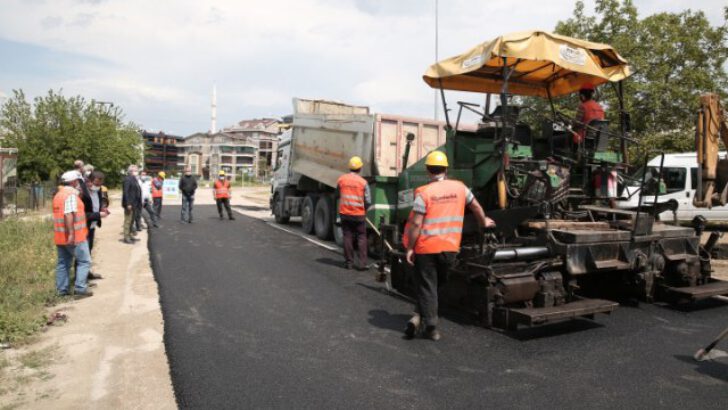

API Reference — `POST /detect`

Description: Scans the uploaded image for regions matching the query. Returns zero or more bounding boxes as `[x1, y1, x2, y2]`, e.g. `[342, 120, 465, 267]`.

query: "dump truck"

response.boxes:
[369, 31, 728, 331]
[271, 98, 448, 245]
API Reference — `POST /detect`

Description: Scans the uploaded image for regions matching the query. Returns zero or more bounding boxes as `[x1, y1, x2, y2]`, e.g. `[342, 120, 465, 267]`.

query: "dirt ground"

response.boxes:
[0, 195, 175, 409]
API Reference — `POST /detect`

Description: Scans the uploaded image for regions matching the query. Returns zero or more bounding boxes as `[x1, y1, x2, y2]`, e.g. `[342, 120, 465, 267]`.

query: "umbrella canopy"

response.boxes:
[423, 31, 631, 98]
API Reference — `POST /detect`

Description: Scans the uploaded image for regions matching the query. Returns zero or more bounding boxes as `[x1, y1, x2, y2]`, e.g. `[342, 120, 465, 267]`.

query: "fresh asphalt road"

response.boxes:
[150, 205, 728, 409]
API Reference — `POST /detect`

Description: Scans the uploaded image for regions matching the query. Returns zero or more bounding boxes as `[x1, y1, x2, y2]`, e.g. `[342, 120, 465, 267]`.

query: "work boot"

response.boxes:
[229, 215, 235, 220]
[404, 314, 421, 339]
[73, 290, 94, 299]
[424, 326, 441, 341]
[344, 261, 353, 270]
[123, 238, 133, 244]
[219, 215, 224, 220]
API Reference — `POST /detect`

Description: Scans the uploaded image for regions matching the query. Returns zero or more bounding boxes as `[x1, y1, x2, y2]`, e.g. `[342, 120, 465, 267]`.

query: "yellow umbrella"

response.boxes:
[423, 30, 631, 97]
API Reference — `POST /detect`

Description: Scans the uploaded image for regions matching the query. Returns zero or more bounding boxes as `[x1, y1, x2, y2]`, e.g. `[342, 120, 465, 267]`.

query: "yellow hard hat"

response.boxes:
[349, 156, 363, 170]
[158, 171, 166, 178]
[425, 150, 449, 167]
[218, 170, 226, 176]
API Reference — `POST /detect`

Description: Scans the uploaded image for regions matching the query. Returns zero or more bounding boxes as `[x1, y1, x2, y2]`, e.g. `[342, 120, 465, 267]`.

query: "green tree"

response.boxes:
[0, 89, 142, 186]
[554, 0, 728, 158]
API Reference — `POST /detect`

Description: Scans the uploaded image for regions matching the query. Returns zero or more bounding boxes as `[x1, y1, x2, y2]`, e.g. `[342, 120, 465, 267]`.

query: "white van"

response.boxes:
[618, 152, 728, 221]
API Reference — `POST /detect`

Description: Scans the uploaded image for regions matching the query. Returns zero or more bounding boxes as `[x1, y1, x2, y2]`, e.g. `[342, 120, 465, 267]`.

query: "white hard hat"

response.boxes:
[61, 170, 82, 183]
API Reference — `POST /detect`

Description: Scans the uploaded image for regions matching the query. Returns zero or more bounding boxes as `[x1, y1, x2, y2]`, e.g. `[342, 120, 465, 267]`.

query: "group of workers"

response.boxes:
[52, 161, 110, 298]
[336, 151, 495, 341]
[122, 165, 166, 243]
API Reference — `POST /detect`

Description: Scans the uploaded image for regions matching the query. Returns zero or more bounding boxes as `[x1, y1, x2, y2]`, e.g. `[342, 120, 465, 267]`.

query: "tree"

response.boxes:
[0, 89, 142, 186]
[554, 0, 728, 158]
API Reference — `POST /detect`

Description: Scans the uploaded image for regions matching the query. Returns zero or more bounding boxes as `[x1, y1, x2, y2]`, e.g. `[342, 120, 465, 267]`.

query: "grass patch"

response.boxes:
[0, 219, 59, 345]
[18, 347, 55, 370]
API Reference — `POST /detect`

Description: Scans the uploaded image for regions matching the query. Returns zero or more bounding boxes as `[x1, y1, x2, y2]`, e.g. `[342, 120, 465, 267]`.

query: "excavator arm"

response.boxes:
[693, 93, 728, 208]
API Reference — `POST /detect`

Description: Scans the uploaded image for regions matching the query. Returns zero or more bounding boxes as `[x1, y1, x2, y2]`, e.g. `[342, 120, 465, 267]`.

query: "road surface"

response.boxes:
[150, 204, 728, 409]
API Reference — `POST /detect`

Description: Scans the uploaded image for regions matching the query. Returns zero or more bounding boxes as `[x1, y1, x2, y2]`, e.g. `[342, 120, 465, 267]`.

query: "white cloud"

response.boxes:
[0, 0, 725, 134]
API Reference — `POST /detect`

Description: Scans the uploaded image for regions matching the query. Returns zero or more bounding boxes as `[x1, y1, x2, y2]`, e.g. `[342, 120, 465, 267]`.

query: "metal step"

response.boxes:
[506, 298, 619, 327]
[593, 260, 631, 270]
[662, 280, 728, 303]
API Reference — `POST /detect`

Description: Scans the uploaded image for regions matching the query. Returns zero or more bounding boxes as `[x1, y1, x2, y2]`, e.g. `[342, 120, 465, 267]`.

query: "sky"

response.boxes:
[0, 0, 725, 136]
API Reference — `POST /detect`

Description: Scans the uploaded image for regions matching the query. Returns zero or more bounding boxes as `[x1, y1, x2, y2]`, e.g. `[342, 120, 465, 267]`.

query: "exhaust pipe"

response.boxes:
[492, 246, 550, 262]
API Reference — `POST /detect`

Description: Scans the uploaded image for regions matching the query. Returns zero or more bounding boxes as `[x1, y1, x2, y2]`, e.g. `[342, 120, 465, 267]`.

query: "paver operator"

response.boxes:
[573, 83, 605, 145]
[214, 170, 235, 221]
[403, 151, 494, 341]
[336, 156, 371, 270]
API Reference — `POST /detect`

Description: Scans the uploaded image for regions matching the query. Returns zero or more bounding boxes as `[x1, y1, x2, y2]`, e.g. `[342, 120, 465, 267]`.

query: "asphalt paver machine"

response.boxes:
[378, 31, 728, 331]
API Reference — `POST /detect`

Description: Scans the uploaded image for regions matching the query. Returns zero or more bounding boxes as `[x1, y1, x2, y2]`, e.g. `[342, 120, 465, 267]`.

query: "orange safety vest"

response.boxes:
[151, 178, 163, 198]
[575, 99, 605, 144]
[337, 173, 367, 216]
[52, 188, 87, 245]
[214, 179, 231, 199]
[404, 179, 467, 254]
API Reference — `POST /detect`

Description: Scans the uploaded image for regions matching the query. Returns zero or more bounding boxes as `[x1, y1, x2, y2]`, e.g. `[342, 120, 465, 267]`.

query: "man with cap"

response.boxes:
[403, 150, 494, 341]
[52, 170, 93, 297]
[573, 83, 605, 145]
[152, 171, 165, 218]
[213, 170, 235, 221]
[336, 156, 371, 270]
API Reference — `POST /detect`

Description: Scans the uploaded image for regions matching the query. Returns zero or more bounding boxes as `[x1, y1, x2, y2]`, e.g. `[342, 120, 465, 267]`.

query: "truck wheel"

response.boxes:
[301, 195, 316, 234]
[314, 196, 334, 240]
[273, 193, 290, 224]
[333, 224, 344, 247]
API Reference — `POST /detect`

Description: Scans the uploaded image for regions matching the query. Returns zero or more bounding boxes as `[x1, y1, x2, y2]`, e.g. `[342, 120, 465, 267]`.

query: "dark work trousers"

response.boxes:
[142, 199, 158, 226]
[153, 197, 163, 218]
[341, 218, 367, 268]
[133, 205, 143, 231]
[413, 252, 457, 327]
[216, 198, 234, 219]
[87, 227, 96, 251]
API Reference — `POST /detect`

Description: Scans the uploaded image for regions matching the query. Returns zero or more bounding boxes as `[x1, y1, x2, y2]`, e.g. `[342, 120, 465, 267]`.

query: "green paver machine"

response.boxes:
[376, 31, 728, 330]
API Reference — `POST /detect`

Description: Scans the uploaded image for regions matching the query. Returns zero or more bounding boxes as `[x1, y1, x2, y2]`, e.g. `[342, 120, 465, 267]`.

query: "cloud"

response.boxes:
[0, 0, 726, 135]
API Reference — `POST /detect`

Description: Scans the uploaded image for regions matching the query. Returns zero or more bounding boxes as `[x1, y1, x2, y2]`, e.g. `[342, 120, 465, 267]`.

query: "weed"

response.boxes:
[0, 219, 58, 344]
[18, 346, 56, 370]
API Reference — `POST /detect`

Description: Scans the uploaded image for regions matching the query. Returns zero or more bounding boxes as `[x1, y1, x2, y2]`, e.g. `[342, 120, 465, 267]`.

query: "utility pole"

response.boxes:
[434, 0, 439, 121]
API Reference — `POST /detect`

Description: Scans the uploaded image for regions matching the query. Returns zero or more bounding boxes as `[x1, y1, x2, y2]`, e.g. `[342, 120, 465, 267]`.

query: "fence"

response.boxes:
[0, 182, 55, 219]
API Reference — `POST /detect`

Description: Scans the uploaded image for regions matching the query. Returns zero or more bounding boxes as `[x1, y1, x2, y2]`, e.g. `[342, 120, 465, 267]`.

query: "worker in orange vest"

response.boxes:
[403, 151, 494, 341]
[573, 83, 605, 145]
[336, 156, 371, 270]
[214, 170, 235, 220]
[53, 170, 93, 298]
[151, 171, 165, 218]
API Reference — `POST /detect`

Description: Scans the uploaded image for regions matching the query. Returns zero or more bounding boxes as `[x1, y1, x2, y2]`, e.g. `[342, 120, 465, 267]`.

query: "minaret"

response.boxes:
[211, 84, 217, 134]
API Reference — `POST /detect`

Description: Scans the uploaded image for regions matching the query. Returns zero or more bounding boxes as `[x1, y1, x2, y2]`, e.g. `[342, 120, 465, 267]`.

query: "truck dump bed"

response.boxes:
[290, 98, 446, 188]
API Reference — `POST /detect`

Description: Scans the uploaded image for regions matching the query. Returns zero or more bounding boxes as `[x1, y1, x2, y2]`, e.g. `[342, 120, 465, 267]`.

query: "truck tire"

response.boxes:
[333, 224, 344, 247]
[273, 193, 290, 224]
[301, 195, 316, 234]
[314, 196, 334, 240]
